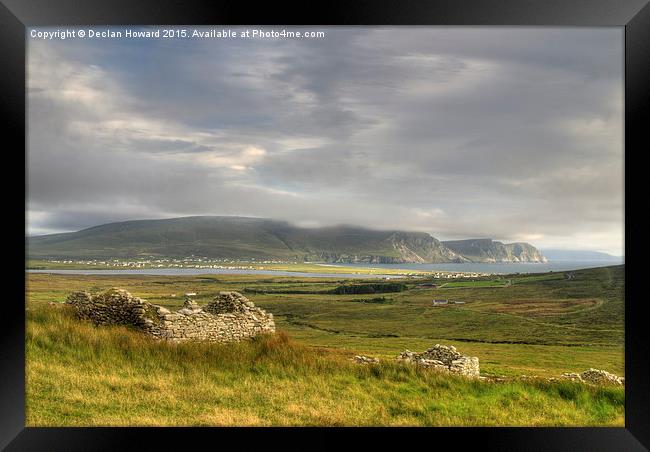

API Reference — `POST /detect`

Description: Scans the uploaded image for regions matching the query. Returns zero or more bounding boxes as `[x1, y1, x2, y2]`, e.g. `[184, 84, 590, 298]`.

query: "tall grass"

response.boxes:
[26, 305, 624, 426]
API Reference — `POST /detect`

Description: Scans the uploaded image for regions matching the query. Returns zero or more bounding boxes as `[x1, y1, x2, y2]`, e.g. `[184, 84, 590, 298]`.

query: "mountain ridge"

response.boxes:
[27, 216, 546, 264]
[442, 238, 548, 263]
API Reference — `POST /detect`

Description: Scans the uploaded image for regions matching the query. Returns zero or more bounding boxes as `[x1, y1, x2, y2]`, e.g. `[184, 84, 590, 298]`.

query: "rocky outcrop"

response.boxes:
[397, 344, 480, 378]
[561, 368, 624, 386]
[66, 288, 275, 343]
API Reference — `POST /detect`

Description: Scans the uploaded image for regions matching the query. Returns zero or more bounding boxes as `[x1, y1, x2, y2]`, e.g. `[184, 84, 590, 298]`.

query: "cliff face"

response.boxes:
[441, 239, 548, 263]
[386, 232, 465, 263]
[505, 242, 548, 263]
[299, 231, 466, 263]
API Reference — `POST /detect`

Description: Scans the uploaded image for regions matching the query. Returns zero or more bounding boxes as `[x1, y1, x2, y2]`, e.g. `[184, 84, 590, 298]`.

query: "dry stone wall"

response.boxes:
[66, 289, 154, 328]
[66, 288, 275, 343]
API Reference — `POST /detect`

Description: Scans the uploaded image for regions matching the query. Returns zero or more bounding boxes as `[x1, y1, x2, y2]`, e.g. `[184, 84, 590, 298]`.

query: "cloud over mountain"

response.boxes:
[27, 27, 623, 255]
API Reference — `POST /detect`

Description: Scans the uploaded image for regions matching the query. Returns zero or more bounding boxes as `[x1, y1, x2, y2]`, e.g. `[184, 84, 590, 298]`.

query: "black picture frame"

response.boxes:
[3, 0, 648, 449]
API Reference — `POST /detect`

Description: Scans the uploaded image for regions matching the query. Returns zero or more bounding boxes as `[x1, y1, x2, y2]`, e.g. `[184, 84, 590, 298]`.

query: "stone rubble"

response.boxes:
[396, 344, 480, 378]
[66, 288, 275, 343]
[561, 368, 624, 386]
[353, 355, 380, 365]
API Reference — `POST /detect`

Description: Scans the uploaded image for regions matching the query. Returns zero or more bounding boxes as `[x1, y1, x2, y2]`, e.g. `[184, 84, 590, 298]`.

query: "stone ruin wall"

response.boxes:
[397, 344, 480, 378]
[66, 288, 275, 343]
[561, 368, 624, 386]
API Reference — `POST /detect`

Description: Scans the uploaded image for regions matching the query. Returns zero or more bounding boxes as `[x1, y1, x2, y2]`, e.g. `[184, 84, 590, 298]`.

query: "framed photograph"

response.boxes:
[3, 0, 648, 449]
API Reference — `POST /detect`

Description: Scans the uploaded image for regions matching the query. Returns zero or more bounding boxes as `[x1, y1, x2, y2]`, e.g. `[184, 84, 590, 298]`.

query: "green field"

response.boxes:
[25, 265, 625, 426]
[439, 279, 511, 288]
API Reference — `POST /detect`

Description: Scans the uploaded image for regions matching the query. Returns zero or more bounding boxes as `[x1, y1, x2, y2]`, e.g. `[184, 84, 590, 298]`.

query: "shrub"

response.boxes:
[329, 283, 407, 295]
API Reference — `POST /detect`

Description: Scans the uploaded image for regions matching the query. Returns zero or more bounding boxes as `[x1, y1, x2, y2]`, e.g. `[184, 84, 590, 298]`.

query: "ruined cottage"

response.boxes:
[66, 288, 275, 343]
[397, 344, 480, 378]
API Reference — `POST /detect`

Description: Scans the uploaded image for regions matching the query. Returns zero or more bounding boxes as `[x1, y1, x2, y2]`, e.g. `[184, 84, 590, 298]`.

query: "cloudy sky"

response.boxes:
[27, 27, 624, 255]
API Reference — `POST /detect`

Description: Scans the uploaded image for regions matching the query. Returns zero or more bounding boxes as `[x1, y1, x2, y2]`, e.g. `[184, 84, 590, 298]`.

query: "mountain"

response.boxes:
[442, 239, 548, 263]
[27, 216, 545, 264]
[540, 249, 623, 262]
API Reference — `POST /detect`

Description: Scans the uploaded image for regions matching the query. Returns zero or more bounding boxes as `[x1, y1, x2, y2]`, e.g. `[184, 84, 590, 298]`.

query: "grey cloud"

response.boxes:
[26, 27, 623, 254]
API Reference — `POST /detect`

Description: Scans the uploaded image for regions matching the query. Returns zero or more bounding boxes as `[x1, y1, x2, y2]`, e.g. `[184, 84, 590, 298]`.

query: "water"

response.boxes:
[325, 260, 624, 274]
[25, 268, 397, 279]
[26, 259, 622, 277]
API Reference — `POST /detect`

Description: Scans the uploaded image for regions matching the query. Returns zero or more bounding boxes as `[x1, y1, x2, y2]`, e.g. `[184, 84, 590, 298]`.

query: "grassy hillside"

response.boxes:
[28, 217, 299, 260]
[27, 216, 539, 263]
[26, 306, 623, 426]
[26, 265, 623, 425]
